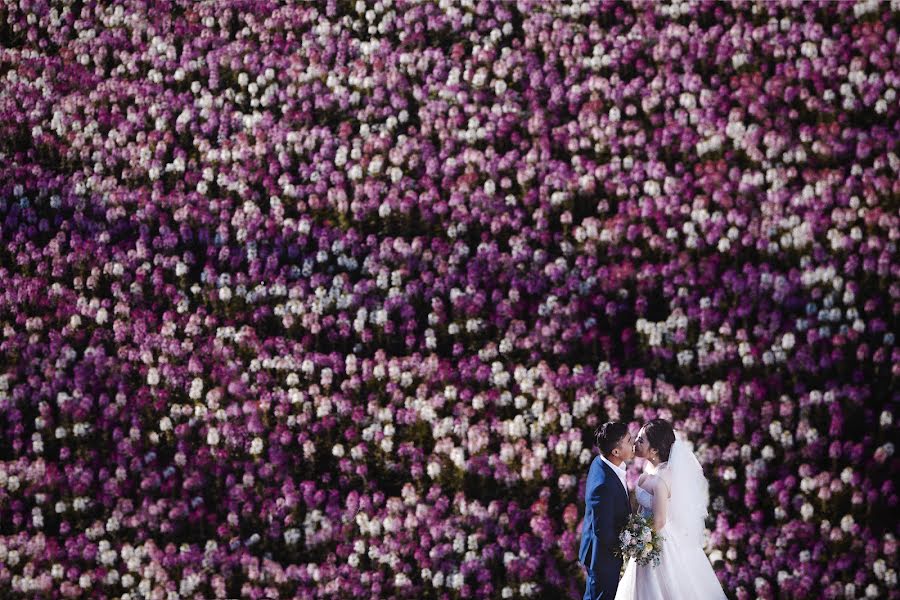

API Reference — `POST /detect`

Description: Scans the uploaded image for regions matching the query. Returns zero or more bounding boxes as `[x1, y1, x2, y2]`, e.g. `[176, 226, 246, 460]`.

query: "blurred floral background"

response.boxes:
[0, 0, 898, 598]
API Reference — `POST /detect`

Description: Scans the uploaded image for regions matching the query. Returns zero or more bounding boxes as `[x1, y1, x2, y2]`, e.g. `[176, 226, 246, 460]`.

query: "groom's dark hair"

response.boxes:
[595, 421, 628, 456]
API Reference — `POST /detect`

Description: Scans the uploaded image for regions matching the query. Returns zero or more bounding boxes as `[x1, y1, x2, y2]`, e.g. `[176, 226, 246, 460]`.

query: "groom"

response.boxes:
[579, 421, 634, 599]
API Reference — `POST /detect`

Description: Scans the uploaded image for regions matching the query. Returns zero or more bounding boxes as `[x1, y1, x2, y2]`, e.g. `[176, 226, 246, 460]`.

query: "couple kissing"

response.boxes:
[578, 419, 727, 600]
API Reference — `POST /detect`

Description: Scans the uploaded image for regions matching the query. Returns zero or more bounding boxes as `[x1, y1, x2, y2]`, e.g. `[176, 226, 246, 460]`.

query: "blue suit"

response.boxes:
[579, 456, 632, 600]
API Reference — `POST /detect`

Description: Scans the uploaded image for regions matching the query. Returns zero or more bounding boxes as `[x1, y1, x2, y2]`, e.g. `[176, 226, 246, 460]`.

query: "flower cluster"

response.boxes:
[0, 0, 898, 599]
[617, 512, 663, 568]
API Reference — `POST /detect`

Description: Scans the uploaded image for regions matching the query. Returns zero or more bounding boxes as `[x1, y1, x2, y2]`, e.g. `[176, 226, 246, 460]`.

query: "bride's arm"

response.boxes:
[652, 474, 671, 532]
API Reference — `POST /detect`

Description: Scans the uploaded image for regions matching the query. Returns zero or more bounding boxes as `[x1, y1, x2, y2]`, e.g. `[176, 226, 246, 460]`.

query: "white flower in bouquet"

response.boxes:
[617, 513, 664, 567]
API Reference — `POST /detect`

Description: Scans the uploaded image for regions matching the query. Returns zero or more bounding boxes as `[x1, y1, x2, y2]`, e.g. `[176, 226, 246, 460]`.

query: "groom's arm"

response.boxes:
[587, 462, 616, 551]
[590, 480, 616, 549]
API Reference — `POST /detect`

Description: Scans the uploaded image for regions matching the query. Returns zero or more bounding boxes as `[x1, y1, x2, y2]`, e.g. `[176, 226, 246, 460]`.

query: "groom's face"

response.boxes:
[611, 431, 634, 462]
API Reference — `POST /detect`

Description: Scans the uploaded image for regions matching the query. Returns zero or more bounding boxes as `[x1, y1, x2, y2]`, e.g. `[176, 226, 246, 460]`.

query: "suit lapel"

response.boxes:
[602, 460, 630, 511]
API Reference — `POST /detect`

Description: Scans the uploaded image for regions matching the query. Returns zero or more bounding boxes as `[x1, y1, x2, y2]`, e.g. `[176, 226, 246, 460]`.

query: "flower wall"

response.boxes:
[0, 1, 898, 599]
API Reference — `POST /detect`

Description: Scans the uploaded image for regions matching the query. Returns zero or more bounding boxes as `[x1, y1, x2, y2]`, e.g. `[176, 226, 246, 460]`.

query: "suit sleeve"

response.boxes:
[590, 475, 616, 549]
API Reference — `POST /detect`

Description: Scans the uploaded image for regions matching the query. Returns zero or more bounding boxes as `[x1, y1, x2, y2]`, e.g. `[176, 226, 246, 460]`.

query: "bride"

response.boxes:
[614, 419, 727, 600]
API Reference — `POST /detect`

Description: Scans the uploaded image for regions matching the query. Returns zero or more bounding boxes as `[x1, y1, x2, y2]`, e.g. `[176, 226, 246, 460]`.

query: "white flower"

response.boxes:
[580, 449, 592, 464]
[284, 528, 301, 545]
[367, 156, 384, 175]
[840, 514, 854, 532]
[206, 427, 220, 446]
[554, 439, 568, 456]
[432, 571, 444, 588]
[781, 332, 795, 350]
[147, 368, 160, 386]
[779, 431, 793, 448]
[449, 446, 465, 468]
[841, 467, 853, 484]
[800, 503, 813, 520]
[249, 437, 264, 455]
[189, 378, 203, 400]
[643, 180, 661, 197]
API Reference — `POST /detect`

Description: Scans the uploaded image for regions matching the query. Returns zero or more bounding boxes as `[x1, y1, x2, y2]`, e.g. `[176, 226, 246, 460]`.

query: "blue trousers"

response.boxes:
[583, 566, 620, 600]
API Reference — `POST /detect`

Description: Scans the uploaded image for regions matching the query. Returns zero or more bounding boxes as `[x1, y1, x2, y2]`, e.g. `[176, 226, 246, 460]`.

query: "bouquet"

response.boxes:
[617, 513, 664, 567]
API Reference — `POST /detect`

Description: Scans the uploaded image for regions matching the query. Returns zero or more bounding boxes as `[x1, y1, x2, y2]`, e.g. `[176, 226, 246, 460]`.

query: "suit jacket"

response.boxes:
[579, 456, 632, 583]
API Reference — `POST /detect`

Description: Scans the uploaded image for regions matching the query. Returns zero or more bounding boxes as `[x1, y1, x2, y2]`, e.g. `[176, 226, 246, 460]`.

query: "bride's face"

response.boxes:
[633, 427, 651, 459]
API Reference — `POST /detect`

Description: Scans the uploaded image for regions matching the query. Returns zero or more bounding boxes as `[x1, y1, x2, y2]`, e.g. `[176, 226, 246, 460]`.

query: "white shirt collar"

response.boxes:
[600, 454, 628, 490]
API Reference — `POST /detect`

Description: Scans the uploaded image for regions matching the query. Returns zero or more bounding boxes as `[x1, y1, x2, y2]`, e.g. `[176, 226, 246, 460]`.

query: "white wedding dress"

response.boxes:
[614, 438, 727, 600]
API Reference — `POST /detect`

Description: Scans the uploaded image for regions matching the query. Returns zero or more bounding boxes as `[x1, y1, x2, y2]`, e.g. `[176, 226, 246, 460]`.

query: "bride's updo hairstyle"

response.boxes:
[644, 419, 676, 462]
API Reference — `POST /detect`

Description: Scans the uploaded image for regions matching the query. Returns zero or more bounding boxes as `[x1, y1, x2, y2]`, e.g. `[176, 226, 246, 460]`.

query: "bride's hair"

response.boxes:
[644, 418, 676, 462]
